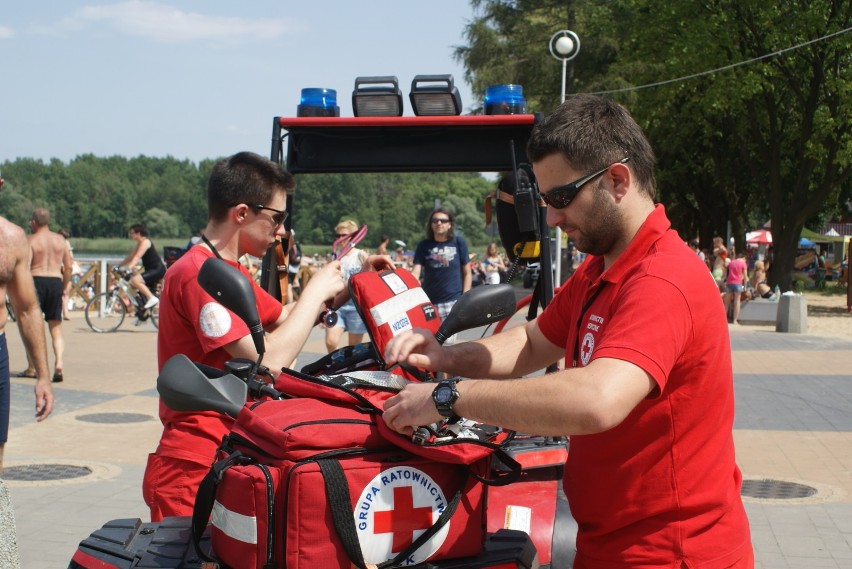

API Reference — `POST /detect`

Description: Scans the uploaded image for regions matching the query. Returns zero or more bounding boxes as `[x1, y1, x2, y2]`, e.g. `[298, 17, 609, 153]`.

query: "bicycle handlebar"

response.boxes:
[112, 266, 134, 279]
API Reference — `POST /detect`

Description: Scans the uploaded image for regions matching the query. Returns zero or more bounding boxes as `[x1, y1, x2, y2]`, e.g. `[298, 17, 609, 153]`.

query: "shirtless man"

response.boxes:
[21, 209, 72, 382]
[0, 211, 54, 472]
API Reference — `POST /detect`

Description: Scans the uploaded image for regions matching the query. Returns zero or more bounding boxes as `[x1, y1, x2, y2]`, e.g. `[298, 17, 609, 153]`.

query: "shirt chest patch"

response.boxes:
[428, 245, 457, 267]
[199, 302, 232, 338]
[579, 313, 605, 366]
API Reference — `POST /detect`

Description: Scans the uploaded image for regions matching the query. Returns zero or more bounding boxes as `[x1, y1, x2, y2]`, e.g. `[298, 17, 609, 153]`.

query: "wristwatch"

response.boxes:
[432, 379, 460, 419]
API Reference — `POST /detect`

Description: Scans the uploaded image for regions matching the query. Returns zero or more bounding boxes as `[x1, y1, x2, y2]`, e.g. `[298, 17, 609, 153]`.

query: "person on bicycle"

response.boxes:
[143, 151, 392, 521]
[118, 223, 165, 310]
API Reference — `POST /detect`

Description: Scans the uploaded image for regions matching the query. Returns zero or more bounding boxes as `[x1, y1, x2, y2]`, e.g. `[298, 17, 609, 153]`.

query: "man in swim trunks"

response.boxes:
[20, 209, 73, 383]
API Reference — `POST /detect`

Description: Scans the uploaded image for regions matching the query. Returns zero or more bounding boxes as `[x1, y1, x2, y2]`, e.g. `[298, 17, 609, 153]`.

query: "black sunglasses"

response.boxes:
[541, 157, 630, 209]
[251, 204, 288, 227]
[431, 218, 451, 224]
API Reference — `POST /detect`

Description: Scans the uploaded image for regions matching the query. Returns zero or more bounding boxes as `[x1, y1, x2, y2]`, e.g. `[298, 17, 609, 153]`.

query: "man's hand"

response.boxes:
[383, 328, 449, 372]
[34, 380, 53, 421]
[306, 260, 345, 302]
[362, 254, 394, 272]
[382, 382, 442, 436]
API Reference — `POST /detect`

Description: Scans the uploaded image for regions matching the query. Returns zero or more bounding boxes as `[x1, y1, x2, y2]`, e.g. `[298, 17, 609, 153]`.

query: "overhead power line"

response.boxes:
[587, 25, 852, 95]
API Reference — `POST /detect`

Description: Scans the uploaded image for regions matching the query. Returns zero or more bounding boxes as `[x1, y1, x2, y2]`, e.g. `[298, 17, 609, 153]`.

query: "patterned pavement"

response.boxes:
[1, 313, 851, 568]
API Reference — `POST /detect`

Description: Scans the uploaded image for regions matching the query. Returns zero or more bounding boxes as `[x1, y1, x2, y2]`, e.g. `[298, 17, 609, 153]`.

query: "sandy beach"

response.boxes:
[741, 288, 852, 338]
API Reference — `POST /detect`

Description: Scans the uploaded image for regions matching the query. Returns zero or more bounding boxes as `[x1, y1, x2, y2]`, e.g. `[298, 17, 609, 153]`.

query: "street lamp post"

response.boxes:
[549, 30, 580, 285]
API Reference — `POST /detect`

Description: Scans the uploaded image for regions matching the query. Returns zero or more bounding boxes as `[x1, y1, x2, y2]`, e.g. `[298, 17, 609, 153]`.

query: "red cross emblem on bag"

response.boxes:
[355, 466, 450, 565]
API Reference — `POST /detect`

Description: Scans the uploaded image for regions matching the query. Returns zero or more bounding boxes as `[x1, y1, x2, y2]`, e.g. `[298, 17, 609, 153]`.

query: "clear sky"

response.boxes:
[1, 1, 478, 164]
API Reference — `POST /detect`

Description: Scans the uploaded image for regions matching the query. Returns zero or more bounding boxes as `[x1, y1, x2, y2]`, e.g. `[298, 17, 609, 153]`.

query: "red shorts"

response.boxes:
[724, 547, 754, 569]
[142, 453, 210, 522]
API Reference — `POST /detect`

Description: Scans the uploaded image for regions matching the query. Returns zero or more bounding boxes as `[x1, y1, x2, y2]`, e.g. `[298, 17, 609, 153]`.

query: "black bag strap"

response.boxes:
[191, 450, 245, 561]
[526, 272, 543, 321]
[318, 459, 367, 568]
[318, 458, 467, 569]
[468, 448, 522, 486]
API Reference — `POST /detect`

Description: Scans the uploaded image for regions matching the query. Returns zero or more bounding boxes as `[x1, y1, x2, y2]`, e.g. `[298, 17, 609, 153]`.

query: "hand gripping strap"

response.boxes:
[318, 458, 466, 569]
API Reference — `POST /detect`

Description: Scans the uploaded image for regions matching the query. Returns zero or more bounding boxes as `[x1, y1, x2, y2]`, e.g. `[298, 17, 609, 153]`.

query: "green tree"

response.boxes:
[144, 207, 183, 238]
[620, 0, 852, 289]
[458, 0, 852, 290]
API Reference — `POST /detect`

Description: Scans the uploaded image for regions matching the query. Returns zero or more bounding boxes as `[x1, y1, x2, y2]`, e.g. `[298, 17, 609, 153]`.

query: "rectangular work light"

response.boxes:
[409, 74, 462, 116]
[352, 76, 404, 117]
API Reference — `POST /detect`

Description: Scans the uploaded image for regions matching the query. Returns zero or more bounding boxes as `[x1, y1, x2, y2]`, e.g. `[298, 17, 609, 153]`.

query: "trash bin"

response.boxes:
[776, 294, 808, 333]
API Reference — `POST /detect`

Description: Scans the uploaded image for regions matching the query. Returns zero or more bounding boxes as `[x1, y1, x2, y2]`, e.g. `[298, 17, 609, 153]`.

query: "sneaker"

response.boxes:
[133, 318, 142, 326]
[144, 296, 160, 309]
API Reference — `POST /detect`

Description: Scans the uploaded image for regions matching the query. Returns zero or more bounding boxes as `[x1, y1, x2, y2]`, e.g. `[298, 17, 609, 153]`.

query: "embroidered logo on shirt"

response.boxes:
[580, 332, 595, 366]
[199, 302, 232, 338]
[580, 313, 604, 366]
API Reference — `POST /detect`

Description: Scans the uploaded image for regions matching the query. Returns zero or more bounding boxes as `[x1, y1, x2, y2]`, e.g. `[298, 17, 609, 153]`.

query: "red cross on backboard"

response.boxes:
[373, 486, 433, 551]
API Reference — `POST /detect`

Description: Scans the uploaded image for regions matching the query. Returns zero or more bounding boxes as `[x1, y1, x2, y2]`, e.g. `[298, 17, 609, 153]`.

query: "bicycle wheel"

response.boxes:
[150, 298, 159, 329]
[5, 296, 15, 323]
[84, 292, 127, 333]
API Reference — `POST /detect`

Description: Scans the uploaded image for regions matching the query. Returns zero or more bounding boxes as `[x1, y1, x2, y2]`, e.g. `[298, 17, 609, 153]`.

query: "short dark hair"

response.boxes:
[527, 94, 657, 199]
[31, 208, 50, 227]
[128, 223, 148, 237]
[207, 151, 296, 222]
[426, 207, 455, 240]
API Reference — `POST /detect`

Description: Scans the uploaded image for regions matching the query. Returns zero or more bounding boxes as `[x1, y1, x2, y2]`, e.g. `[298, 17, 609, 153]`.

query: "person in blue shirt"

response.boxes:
[412, 208, 471, 344]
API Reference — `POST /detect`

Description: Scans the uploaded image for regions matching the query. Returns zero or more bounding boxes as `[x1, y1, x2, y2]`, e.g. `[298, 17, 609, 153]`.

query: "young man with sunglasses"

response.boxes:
[382, 96, 753, 567]
[412, 208, 472, 344]
[144, 152, 352, 520]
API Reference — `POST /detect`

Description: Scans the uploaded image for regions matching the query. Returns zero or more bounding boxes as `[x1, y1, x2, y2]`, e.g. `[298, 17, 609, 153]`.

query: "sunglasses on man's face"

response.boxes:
[541, 157, 630, 209]
[431, 218, 451, 225]
[251, 204, 288, 227]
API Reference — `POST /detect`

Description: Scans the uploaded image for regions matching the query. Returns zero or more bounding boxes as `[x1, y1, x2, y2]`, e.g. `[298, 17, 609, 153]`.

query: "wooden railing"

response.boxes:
[68, 257, 124, 306]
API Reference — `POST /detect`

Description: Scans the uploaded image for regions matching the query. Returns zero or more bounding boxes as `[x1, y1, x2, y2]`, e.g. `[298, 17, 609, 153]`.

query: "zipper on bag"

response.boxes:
[255, 463, 275, 569]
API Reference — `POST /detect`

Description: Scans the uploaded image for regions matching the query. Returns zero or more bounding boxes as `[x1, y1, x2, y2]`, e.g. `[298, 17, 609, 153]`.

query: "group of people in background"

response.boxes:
[471, 242, 509, 286]
[689, 234, 776, 325]
[289, 206, 518, 354]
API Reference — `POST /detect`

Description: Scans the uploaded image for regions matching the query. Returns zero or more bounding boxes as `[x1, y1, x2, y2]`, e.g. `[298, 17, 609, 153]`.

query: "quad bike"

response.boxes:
[69, 259, 575, 569]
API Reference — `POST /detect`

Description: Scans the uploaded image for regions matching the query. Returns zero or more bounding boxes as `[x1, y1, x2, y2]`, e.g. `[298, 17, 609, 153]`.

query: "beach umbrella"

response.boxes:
[746, 229, 772, 245]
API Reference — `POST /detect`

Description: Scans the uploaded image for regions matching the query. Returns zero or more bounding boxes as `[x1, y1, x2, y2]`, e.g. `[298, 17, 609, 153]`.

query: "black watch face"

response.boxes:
[435, 387, 453, 404]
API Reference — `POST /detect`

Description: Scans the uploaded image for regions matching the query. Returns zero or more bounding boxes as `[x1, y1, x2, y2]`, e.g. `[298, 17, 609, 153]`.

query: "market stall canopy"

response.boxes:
[801, 226, 847, 243]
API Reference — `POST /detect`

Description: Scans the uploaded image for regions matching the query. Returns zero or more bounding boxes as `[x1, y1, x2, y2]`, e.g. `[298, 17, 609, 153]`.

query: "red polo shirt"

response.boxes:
[538, 205, 751, 567]
[154, 245, 284, 466]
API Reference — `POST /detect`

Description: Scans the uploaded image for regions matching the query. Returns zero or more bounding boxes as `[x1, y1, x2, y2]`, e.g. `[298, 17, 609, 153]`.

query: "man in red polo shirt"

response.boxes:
[144, 152, 352, 521]
[382, 96, 753, 567]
